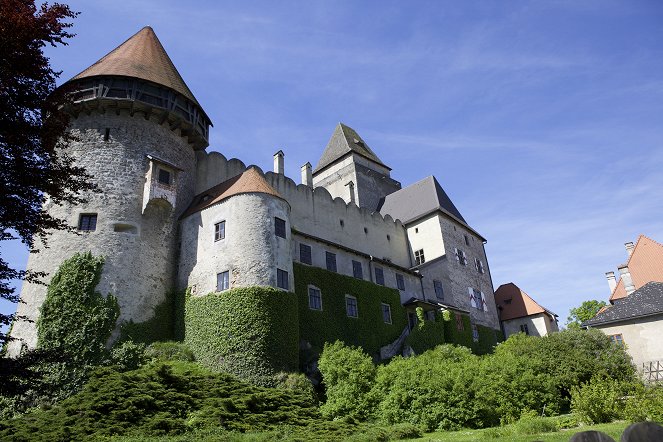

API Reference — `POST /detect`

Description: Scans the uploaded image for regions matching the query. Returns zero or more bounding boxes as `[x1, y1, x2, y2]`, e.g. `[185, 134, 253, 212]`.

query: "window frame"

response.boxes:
[609, 334, 624, 347]
[299, 243, 312, 265]
[214, 220, 226, 242]
[345, 294, 358, 318]
[396, 273, 405, 291]
[520, 323, 530, 335]
[308, 285, 323, 311]
[375, 267, 385, 286]
[216, 270, 230, 292]
[276, 268, 289, 290]
[78, 213, 98, 232]
[275, 217, 287, 239]
[352, 260, 363, 279]
[455, 247, 467, 266]
[433, 280, 444, 300]
[381, 303, 392, 324]
[414, 249, 425, 265]
[325, 251, 337, 272]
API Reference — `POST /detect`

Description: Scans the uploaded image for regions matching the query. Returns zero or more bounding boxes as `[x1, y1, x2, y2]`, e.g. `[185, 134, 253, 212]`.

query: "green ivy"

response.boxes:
[37, 252, 119, 365]
[118, 288, 187, 344]
[474, 324, 501, 355]
[443, 311, 473, 349]
[184, 286, 298, 386]
[404, 308, 445, 354]
[293, 263, 408, 360]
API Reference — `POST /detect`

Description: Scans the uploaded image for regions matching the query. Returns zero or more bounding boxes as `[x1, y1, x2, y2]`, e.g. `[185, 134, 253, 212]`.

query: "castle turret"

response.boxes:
[7, 27, 211, 355]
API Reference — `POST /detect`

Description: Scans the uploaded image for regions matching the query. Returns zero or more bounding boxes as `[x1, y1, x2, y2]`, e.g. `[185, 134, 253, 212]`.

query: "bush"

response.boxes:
[623, 383, 663, 423]
[571, 376, 628, 424]
[404, 308, 445, 354]
[144, 341, 195, 362]
[318, 341, 377, 420]
[273, 372, 317, 404]
[109, 341, 147, 371]
[511, 410, 558, 435]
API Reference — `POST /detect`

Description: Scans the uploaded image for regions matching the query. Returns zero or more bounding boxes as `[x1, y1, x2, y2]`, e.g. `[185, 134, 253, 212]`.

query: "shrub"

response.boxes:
[512, 410, 558, 435]
[623, 383, 663, 423]
[273, 372, 317, 404]
[144, 341, 195, 362]
[109, 340, 147, 371]
[571, 376, 628, 424]
[318, 341, 377, 420]
[404, 308, 445, 354]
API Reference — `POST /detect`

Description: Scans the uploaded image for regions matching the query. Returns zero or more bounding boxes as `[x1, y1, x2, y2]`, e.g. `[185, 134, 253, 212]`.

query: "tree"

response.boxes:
[0, 0, 95, 346]
[566, 300, 607, 329]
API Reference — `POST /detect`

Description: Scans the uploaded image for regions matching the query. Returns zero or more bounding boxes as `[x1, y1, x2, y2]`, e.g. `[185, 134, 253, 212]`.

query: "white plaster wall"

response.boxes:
[407, 213, 446, 263]
[178, 193, 293, 295]
[594, 315, 663, 370]
[311, 156, 357, 204]
[8, 111, 196, 356]
[503, 313, 556, 338]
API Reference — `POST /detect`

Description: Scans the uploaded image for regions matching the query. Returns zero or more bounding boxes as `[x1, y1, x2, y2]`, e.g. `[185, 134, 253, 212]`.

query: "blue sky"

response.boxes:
[3, 0, 663, 327]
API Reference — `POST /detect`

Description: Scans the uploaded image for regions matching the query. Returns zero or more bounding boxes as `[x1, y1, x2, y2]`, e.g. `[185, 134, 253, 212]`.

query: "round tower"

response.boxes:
[7, 27, 212, 355]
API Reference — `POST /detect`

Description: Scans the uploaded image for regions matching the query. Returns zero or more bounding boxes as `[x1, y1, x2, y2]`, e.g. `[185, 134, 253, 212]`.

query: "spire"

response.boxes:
[314, 123, 389, 174]
[70, 26, 201, 107]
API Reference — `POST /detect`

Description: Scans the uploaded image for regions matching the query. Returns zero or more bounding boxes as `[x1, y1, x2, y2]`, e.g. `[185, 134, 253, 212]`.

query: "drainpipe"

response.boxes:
[368, 255, 374, 283]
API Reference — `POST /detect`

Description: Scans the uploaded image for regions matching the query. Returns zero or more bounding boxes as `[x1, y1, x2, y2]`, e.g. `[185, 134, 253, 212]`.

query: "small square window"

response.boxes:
[396, 274, 405, 291]
[326, 252, 337, 272]
[414, 249, 425, 265]
[217, 271, 229, 291]
[352, 260, 363, 279]
[345, 295, 358, 318]
[375, 267, 385, 286]
[78, 214, 97, 231]
[300, 244, 312, 265]
[277, 268, 288, 290]
[433, 280, 444, 300]
[158, 168, 171, 185]
[275, 217, 286, 238]
[381, 303, 392, 324]
[214, 221, 226, 241]
[609, 334, 624, 347]
[308, 286, 322, 310]
[520, 324, 530, 335]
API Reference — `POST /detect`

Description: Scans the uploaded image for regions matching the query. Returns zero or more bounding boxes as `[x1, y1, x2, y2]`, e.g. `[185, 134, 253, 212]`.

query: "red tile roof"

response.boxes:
[181, 168, 283, 219]
[70, 26, 201, 107]
[494, 282, 557, 321]
[610, 235, 663, 303]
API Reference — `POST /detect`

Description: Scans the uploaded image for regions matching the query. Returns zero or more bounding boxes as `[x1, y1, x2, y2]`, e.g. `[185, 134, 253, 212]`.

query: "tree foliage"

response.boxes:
[0, 0, 95, 346]
[566, 299, 607, 329]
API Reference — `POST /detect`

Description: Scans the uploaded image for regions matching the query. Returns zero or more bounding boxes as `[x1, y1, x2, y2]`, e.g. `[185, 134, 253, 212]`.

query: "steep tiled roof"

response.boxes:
[378, 176, 479, 236]
[609, 235, 663, 303]
[181, 168, 282, 219]
[494, 282, 557, 321]
[584, 282, 663, 326]
[70, 26, 201, 107]
[313, 123, 388, 174]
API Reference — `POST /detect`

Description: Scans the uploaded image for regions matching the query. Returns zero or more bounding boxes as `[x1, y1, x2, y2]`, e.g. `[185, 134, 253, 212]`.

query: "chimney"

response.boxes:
[300, 162, 312, 187]
[273, 150, 284, 175]
[345, 181, 356, 204]
[618, 265, 636, 295]
[625, 242, 635, 257]
[605, 271, 617, 293]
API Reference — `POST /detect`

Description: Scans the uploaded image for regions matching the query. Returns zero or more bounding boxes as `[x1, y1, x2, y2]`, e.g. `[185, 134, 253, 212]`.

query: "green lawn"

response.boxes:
[413, 421, 628, 442]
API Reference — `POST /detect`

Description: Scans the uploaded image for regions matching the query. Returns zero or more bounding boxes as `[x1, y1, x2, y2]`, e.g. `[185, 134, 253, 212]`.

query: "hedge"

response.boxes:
[184, 286, 298, 386]
[293, 263, 408, 360]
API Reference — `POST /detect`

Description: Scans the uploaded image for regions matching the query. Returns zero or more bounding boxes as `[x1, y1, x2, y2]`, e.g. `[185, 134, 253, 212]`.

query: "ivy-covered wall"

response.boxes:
[184, 286, 298, 386]
[294, 263, 407, 360]
[442, 310, 501, 355]
[118, 288, 186, 344]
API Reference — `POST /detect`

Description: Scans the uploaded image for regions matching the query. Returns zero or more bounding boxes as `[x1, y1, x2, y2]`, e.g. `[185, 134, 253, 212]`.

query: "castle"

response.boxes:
[7, 27, 500, 361]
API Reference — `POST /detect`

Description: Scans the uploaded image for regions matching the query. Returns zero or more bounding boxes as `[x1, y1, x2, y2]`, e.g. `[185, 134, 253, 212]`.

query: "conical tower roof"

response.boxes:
[71, 26, 201, 107]
[314, 123, 389, 174]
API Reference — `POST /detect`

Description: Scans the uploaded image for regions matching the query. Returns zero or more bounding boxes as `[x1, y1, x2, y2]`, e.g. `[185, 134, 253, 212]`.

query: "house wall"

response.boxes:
[178, 193, 293, 295]
[503, 313, 558, 338]
[8, 111, 196, 356]
[593, 314, 663, 371]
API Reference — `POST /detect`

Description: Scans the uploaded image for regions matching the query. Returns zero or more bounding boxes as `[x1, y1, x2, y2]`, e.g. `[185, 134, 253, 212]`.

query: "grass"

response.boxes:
[413, 421, 628, 442]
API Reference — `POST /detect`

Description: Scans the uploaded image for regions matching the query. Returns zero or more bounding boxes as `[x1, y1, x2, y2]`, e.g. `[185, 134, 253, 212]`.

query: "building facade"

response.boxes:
[494, 283, 559, 338]
[7, 26, 501, 358]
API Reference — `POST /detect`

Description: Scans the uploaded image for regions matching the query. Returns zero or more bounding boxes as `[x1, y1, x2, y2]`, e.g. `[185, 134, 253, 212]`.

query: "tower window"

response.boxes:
[464, 235, 470, 246]
[308, 286, 322, 310]
[104, 128, 110, 142]
[214, 221, 226, 241]
[396, 274, 405, 291]
[277, 268, 289, 290]
[352, 260, 363, 279]
[300, 244, 312, 265]
[414, 249, 425, 265]
[217, 271, 229, 292]
[275, 217, 286, 238]
[375, 267, 385, 286]
[158, 168, 171, 185]
[78, 214, 97, 231]
[433, 280, 444, 300]
[326, 252, 337, 272]
[381, 303, 392, 324]
[345, 295, 358, 318]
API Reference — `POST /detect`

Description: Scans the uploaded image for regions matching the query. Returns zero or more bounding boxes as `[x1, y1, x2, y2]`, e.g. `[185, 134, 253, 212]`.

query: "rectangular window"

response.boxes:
[464, 235, 470, 246]
[455, 248, 467, 265]
[214, 221, 226, 241]
[308, 286, 322, 310]
[381, 303, 392, 324]
[300, 244, 312, 265]
[609, 334, 624, 347]
[275, 217, 286, 238]
[158, 168, 171, 185]
[352, 260, 363, 279]
[472, 324, 479, 342]
[396, 274, 405, 291]
[78, 213, 97, 231]
[425, 310, 436, 321]
[455, 312, 464, 331]
[414, 249, 425, 265]
[326, 251, 337, 272]
[277, 268, 288, 290]
[433, 280, 444, 300]
[475, 258, 485, 274]
[216, 271, 229, 291]
[520, 324, 530, 335]
[345, 295, 358, 318]
[375, 267, 385, 286]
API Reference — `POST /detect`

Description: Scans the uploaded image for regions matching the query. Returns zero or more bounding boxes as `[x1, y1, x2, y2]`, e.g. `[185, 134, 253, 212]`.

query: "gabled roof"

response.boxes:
[181, 168, 282, 219]
[584, 282, 663, 327]
[70, 26, 202, 108]
[609, 235, 663, 303]
[494, 283, 557, 322]
[377, 176, 480, 236]
[313, 123, 388, 174]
